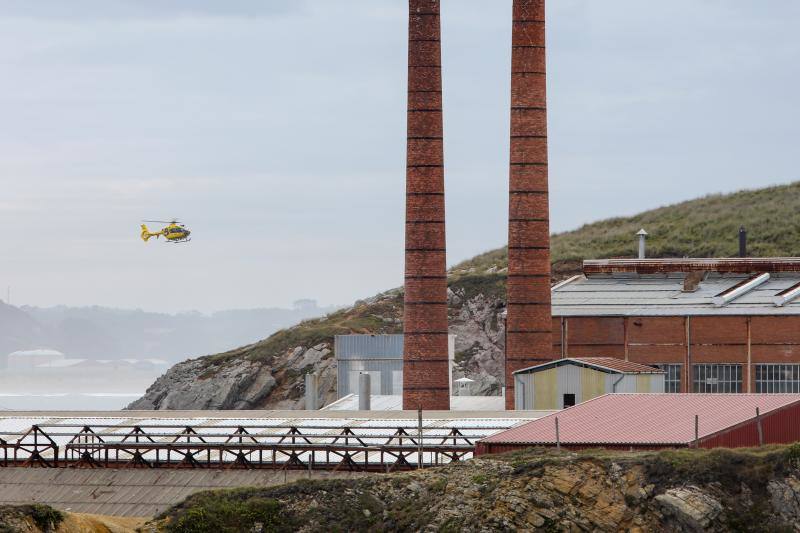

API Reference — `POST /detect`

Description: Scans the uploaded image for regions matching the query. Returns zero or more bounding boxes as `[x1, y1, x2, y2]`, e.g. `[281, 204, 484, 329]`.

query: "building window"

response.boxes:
[755, 364, 800, 393]
[563, 394, 576, 408]
[693, 364, 742, 393]
[652, 364, 682, 393]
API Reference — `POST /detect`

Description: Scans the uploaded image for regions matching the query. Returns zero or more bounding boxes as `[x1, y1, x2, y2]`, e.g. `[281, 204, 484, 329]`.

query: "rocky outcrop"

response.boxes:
[449, 289, 505, 396]
[129, 278, 508, 411]
[127, 342, 337, 410]
[155, 446, 800, 532]
[128, 358, 277, 410]
[655, 486, 724, 531]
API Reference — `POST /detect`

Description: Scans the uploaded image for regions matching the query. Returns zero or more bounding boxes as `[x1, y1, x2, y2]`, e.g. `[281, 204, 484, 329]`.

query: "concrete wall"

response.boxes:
[0, 468, 367, 517]
[551, 315, 800, 393]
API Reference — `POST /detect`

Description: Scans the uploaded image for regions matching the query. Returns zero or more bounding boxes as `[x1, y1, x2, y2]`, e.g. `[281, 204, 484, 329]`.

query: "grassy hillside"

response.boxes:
[451, 182, 800, 276]
[152, 182, 800, 392]
[252, 182, 800, 362]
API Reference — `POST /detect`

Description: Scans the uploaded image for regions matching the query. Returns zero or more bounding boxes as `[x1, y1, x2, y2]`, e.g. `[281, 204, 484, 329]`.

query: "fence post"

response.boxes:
[555, 417, 560, 451]
[418, 407, 423, 469]
[756, 407, 764, 447]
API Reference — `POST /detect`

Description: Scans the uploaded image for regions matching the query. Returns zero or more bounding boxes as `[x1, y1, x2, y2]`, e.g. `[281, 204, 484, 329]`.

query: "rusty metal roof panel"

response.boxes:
[514, 358, 664, 375]
[480, 394, 800, 446]
[584, 258, 800, 274]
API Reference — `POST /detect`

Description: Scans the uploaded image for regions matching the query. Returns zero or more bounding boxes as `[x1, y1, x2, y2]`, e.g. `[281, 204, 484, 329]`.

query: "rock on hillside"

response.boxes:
[130, 276, 508, 410]
[131, 182, 800, 411]
[0, 504, 144, 532]
[155, 445, 800, 532]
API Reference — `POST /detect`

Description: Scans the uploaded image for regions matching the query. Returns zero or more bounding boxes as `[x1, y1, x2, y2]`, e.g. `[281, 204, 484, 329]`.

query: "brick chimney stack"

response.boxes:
[403, 0, 450, 410]
[505, 0, 553, 409]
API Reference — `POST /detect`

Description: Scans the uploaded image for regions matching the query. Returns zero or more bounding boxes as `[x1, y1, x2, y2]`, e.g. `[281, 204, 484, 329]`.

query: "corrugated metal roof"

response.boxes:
[0, 411, 544, 466]
[553, 272, 800, 316]
[480, 393, 800, 446]
[514, 357, 664, 376]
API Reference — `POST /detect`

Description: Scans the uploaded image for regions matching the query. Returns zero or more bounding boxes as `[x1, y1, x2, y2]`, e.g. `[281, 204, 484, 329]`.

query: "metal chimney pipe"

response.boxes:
[637, 229, 648, 259]
[304, 373, 319, 411]
[739, 226, 747, 258]
[358, 373, 371, 411]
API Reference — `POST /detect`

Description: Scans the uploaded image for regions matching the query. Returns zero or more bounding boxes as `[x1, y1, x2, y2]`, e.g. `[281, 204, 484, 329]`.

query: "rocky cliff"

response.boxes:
[129, 274, 510, 410]
[154, 445, 800, 532]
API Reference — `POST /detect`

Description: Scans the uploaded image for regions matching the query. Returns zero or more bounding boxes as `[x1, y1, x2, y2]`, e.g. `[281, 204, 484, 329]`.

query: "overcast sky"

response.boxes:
[1, 1, 798, 313]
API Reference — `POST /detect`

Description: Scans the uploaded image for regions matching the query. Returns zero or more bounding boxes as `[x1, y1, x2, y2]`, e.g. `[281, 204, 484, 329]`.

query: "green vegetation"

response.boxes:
[452, 182, 800, 275]
[642, 444, 800, 489]
[204, 291, 404, 366]
[160, 479, 387, 533]
[0, 504, 63, 533]
[161, 488, 295, 533]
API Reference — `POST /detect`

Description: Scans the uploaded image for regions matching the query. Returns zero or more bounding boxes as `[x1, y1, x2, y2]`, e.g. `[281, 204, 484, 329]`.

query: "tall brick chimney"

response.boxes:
[403, 0, 450, 410]
[505, 0, 552, 410]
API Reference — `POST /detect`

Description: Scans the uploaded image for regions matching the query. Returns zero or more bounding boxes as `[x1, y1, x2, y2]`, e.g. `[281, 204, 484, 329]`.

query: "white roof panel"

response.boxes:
[553, 273, 800, 316]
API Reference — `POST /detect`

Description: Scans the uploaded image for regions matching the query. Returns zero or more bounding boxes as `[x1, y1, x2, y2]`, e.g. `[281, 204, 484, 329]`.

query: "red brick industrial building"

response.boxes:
[402, 0, 800, 410]
[551, 258, 800, 394]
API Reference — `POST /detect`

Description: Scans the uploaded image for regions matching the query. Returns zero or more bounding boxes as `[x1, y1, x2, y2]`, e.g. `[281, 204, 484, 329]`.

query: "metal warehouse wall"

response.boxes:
[337, 359, 403, 398]
[551, 316, 800, 393]
[334, 335, 403, 360]
[700, 400, 800, 448]
[334, 335, 454, 398]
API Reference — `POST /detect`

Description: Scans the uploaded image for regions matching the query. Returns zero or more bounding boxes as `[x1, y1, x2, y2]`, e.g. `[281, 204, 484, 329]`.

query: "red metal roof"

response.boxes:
[482, 394, 800, 446]
[515, 357, 664, 375]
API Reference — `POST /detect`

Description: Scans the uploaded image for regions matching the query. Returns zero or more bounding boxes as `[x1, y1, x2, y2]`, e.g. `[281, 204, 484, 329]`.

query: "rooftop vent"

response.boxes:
[636, 229, 648, 259]
[739, 226, 747, 258]
[712, 273, 770, 307]
[773, 280, 800, 307]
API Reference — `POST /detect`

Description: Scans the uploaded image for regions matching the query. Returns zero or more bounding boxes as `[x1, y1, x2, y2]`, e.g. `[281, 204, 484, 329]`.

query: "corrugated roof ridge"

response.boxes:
[567, 357, 665, 374]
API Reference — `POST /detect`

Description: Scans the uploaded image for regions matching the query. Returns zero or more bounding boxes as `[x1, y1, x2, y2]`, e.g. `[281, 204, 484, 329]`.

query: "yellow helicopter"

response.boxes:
[140, 220, 191, 243]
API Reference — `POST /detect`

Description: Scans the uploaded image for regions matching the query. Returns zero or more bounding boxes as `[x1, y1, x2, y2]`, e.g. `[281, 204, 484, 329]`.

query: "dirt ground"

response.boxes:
[58, 513, 148, 533]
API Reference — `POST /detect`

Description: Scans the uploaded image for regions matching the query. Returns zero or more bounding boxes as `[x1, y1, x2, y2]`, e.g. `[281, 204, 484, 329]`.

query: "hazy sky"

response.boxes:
[1, 1, 798, 312]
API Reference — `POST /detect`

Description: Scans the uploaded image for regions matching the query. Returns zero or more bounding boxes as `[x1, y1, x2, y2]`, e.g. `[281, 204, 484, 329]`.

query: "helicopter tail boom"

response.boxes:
[140, 224, 160, 242]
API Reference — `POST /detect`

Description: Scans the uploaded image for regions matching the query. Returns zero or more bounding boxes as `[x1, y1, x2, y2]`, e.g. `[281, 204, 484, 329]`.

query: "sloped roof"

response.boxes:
[514, 357, 664, 375]
[480, 393, 800, 446]
[552, 271, 800, 316]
